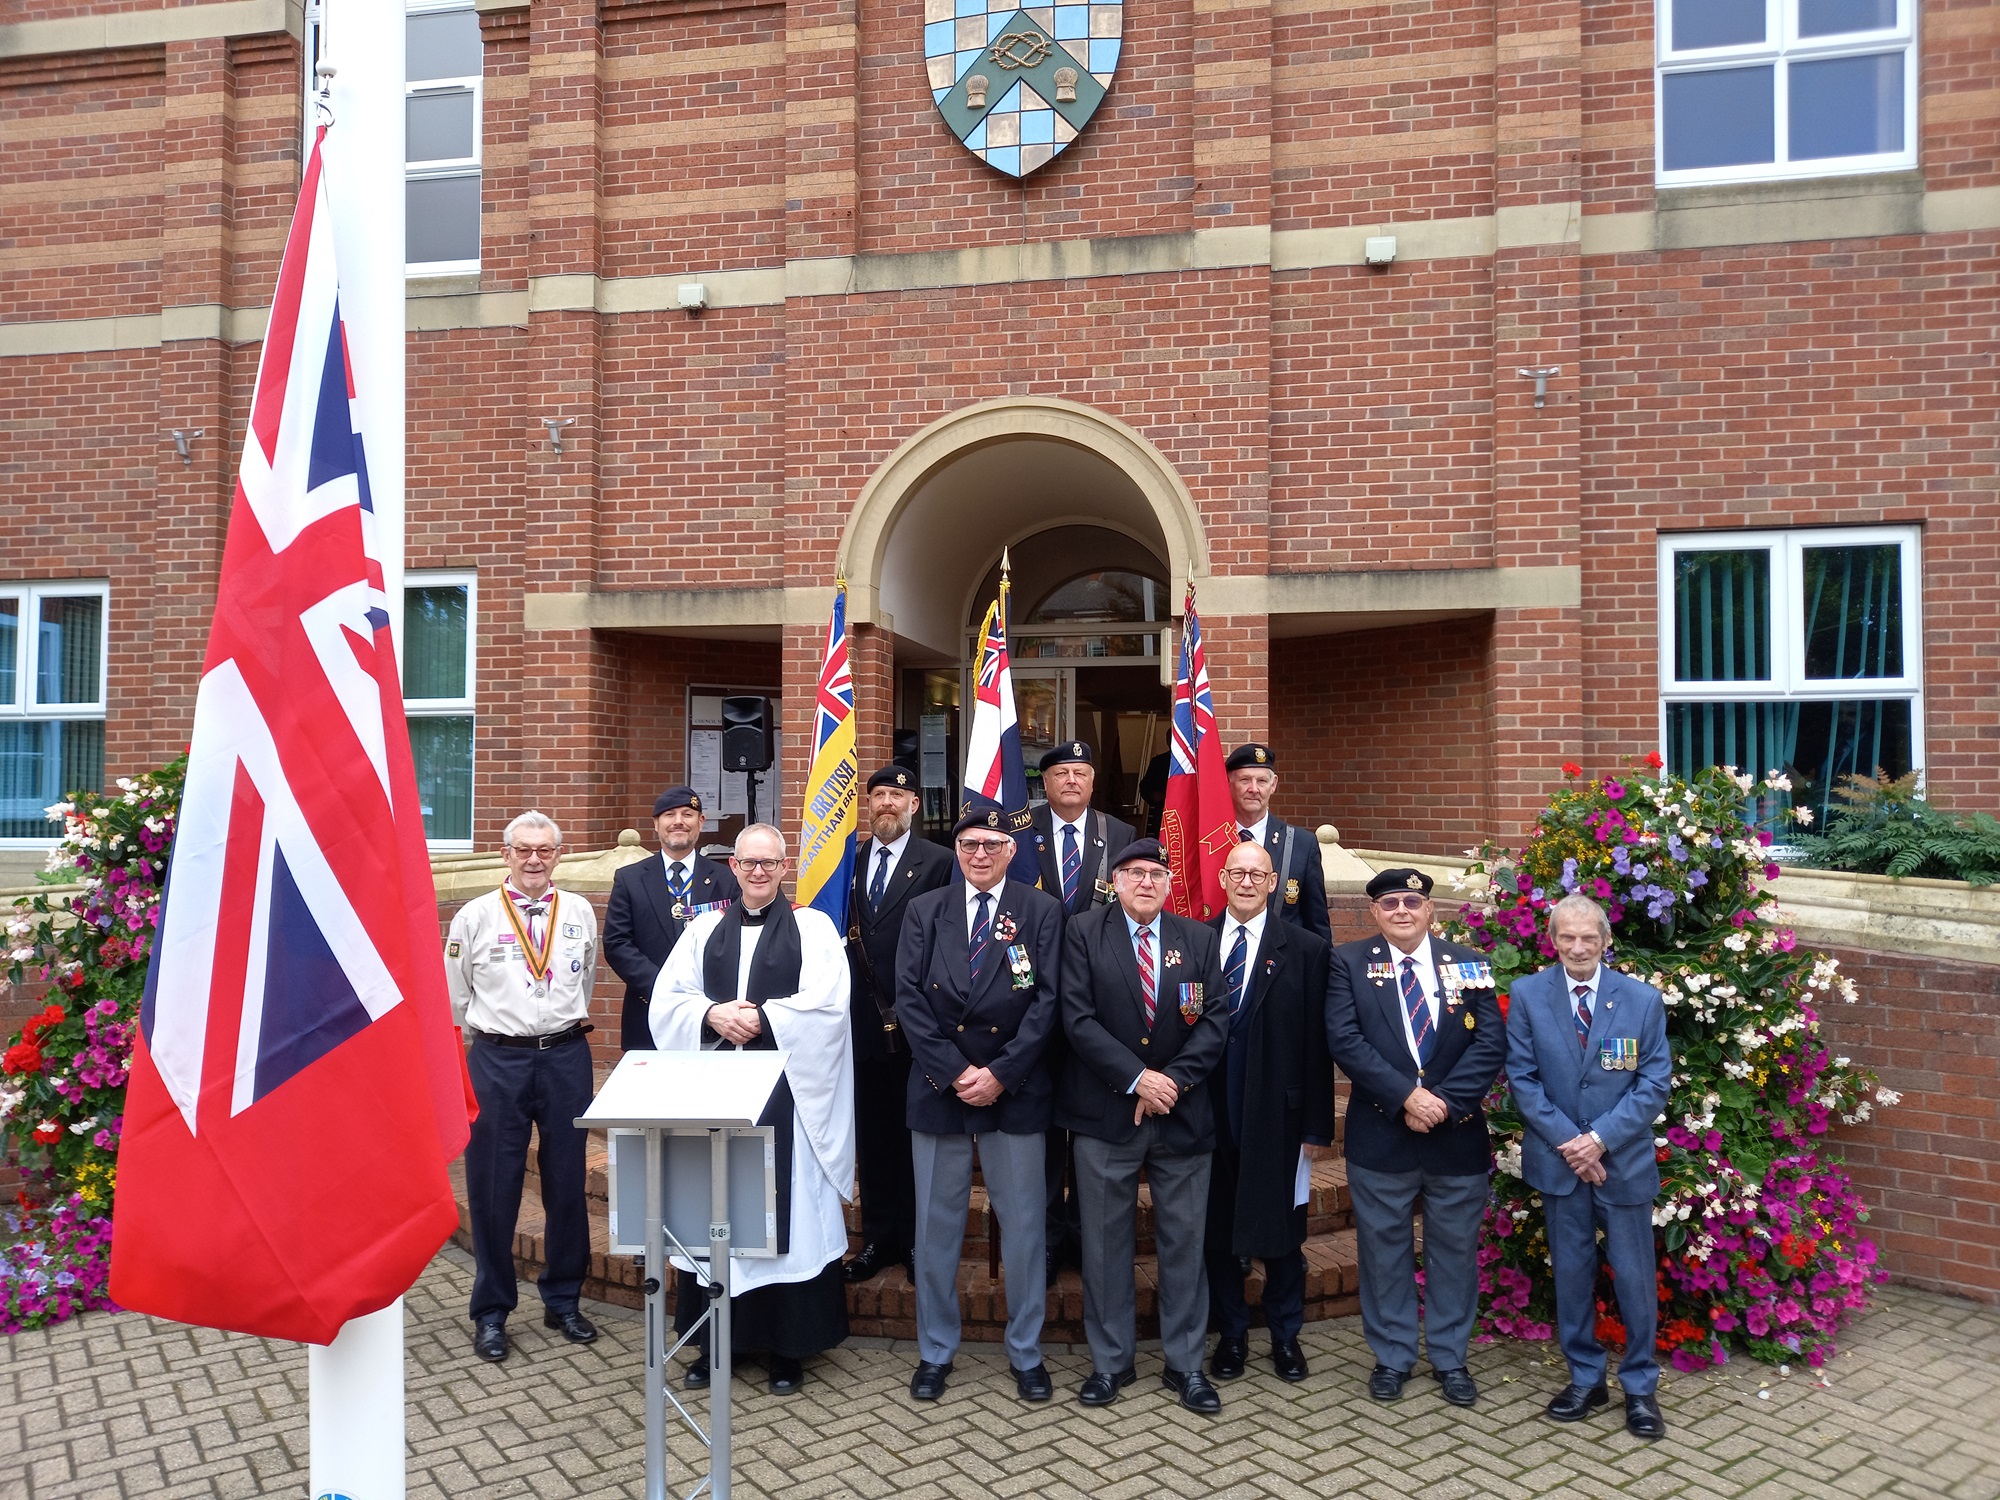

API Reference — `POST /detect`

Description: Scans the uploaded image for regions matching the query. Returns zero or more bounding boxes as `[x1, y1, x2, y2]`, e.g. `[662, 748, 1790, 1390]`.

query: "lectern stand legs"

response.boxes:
[643, 1130, 667, 1500]
[708, 1127, 733, 1500]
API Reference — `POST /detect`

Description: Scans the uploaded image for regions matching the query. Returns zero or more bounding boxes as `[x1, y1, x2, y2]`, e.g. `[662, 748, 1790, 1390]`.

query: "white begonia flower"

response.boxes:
[1876, 1088, 1901, 1106]
[1766, 772, 1792, 791]
[1792, 806, 1814, 826]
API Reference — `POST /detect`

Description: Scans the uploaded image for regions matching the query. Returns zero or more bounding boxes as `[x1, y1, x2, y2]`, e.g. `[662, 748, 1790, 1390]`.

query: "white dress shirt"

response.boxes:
[1219, 908, 1267, 1013]
[964, 876, 1007, 934]
[1389, 934, 1441, 1067]
[1566, 964, 1603, 1020]
[1237, 813, 1270, 846]
[866, 828, 913, 897]
[660, 849, 696, 896]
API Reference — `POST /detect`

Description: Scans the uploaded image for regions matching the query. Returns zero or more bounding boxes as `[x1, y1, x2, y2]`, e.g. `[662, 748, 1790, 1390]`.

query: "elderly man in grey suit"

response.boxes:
[1505, 893, 1672, 1441]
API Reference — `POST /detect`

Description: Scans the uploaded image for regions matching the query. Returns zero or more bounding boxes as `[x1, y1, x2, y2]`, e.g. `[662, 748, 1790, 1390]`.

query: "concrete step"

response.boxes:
[471, 1140, 1360, 1339]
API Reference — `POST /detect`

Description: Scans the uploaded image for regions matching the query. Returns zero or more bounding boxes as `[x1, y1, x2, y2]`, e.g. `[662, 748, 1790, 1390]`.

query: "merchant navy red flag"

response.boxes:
[1161, 585, 1235, 921]
[111, 127, 473, 1345]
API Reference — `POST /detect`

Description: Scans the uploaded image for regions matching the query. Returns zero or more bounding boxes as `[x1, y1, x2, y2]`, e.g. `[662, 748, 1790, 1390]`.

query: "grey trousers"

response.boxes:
[911, 1130, 1047, 1369]
[1074, 1122, 1212, 1376]
[1346, 1161, 1489, 1373]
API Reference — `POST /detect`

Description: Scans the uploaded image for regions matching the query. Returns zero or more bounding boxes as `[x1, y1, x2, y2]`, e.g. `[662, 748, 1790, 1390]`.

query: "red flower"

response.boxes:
[2, 1040, 44, 1077]
[21, 1003, 66, 1048]
[1645, 751, 1664, 769]
[1561, 761, 1583, 778]
[32, 1120, 62, 1145]
[1495, 990, 1510, 1020]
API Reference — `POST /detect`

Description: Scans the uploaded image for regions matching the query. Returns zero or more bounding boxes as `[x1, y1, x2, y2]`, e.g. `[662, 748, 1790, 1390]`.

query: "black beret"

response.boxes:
[867, 764, 917, 793]
[1111, 838, 1170, 871]
[1037, 740, 1093, 772]
[653, 785, 702, 816]
[1365, 867, 1434, 900]
[951, 806, 1011, 839]
[1224, 743, 1276, 773]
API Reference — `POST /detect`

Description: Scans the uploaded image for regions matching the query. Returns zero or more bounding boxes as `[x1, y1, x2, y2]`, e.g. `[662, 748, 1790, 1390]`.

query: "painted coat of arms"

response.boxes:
[925, 0, 1122, 177]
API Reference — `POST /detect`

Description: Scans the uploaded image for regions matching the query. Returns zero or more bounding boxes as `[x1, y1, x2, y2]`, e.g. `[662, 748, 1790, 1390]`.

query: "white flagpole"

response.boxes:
[309, 0, 410, 1494]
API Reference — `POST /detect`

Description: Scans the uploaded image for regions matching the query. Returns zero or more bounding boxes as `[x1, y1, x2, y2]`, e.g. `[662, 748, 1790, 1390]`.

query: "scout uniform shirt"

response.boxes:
[446, 882, 598, 1037]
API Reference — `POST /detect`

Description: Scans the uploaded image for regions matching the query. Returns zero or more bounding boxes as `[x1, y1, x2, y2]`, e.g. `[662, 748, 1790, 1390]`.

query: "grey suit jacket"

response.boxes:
[1505, 963, 1672, 1205]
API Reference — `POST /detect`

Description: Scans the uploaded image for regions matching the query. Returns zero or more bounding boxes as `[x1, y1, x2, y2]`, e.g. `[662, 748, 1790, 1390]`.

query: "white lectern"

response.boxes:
[579, 1048, 788, 1500]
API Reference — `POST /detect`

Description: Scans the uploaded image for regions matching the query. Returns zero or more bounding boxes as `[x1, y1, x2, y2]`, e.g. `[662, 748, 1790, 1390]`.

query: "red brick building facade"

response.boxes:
[3, 0, 1996, 862]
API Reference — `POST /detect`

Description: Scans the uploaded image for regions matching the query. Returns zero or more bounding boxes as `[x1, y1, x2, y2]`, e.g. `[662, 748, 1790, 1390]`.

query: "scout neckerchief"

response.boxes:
[502, 882, 559, 989]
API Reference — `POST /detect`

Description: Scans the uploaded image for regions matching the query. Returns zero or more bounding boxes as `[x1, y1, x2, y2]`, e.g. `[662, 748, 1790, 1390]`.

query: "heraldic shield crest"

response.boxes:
[925, 0, 1122, 177]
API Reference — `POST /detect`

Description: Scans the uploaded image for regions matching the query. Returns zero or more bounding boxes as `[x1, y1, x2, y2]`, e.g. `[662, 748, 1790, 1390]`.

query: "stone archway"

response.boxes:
[836, 397, 1208, 655]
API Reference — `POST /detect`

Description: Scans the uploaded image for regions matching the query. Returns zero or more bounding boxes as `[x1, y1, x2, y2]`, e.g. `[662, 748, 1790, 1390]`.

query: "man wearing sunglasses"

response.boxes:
[895, 807, 1064, 1404]
[1326, 867, 1505, 1411]
[1058, 839, 1230, 1414]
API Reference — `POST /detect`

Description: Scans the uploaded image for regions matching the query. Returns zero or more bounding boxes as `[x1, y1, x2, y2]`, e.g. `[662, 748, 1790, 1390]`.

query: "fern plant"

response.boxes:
[1789, 770, 2000, 885]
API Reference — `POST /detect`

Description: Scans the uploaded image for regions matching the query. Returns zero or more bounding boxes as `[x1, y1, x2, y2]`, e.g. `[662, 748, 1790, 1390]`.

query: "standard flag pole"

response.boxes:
[310, 0, 410, 1494]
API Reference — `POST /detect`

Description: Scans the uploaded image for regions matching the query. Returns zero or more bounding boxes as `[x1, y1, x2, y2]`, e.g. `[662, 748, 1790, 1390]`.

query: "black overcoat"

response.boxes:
[895, 878, 1065, 1135]
[1054, 903, 1228, 1154]
[1325, 933, 1504, 1177]
[1205, 914, 1337, 1259]
[1028, 805, 1137, 918]
[1259, 813, 1332, 942]
[845, 832, 954, 1062]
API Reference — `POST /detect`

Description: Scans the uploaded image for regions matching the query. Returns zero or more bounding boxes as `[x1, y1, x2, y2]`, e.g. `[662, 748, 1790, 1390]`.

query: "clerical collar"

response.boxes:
[741, 900, 775, 926]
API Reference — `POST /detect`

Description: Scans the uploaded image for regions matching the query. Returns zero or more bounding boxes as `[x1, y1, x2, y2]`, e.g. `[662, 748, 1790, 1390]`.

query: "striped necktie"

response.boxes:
[1574, 983, 1593, 1048]
[1401, 956, 1435, 1066]
[969, 892, 992, 984]
[1060, 823, 1080, 906]
[1136, 925, 1157, 1027]
[1225, 925, 1249, 1018]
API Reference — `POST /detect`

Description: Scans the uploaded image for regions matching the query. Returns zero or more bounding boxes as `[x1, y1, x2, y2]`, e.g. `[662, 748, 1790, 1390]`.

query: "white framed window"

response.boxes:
[405, 1, 484, 273]
[1656, 0, 1918, 186]
[403, 572, 476, 846]
[0, 583, 109, 844]
[1658, 527, 1923, 826]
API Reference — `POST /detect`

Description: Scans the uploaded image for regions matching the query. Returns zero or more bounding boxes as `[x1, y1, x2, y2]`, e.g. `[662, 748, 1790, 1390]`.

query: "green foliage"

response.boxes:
[1789, 770, 2000, 885]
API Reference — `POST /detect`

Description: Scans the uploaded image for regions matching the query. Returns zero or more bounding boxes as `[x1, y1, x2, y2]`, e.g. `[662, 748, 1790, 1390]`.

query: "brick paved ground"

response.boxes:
[4, 1247, 1997, 1500]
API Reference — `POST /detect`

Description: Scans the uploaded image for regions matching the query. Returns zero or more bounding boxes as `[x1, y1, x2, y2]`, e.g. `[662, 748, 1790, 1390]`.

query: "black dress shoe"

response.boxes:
[471, 1320, 507, 1362]
[684, 1357, 710, 1389]
[1271, 1338, 1308, 1383]
[909, 1360, 952, 1400]
[1077, 1366, 1137, 1406]
[768, 1355, 805, 1393]
[1625, 1392, 1666, 1440]
[1367, 1364, 1410, 1401]
[1433, 1367, 1478, 1407]
[1546, 1383, 1609, 1422]
[844, 1243, 901, 1283]
[543, 1308, 598, 1344]
[1162, 1368, 1223, 1415]
[1210, 1336, 1247, 1380]
[1014, 1363, 1053, 1402]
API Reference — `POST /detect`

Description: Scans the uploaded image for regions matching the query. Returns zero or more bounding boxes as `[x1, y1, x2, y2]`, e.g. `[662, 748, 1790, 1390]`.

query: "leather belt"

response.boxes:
[473, 1022, 592, 1051]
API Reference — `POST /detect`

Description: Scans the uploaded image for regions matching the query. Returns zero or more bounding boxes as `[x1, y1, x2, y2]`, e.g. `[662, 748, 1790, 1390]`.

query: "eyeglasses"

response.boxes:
[509, 845, 559, 860]
[956, 838, 1011, 855]
[1222, 869, 1272, 884]
[734, 857, 784, 873]
[1374, 893, 1429, 912]
[1118, 867, 1170, 885]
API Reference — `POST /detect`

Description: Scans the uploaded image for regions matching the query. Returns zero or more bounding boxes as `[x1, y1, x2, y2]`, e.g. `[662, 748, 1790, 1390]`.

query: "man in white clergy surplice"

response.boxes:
[650, 822, 856, 1395]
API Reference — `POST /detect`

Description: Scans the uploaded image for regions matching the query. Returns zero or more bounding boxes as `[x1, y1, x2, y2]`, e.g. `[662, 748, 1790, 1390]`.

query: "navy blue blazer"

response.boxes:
[1325, 934, 1505, 1176]
[1029, 805, 1137, 919]
[895, 878, 1065, 1135]
[1255, 815, 1332, 943]
[1505, 963, 1672, 1205]
[604, 851, 739, 1050]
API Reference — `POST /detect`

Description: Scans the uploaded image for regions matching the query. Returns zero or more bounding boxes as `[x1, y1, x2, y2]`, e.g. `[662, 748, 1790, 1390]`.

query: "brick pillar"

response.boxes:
[148, 37, 239, 770]
[518, 0, 619, 846]
[849, 621, 895, 778]
[780, 622, 825, 835]
[1487, 0, 1584, 838]
[1202, 613, 1269, 754]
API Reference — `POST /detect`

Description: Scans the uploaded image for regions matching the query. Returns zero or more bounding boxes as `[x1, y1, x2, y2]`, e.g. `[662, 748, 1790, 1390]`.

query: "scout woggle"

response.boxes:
[501, 888, 560, 988]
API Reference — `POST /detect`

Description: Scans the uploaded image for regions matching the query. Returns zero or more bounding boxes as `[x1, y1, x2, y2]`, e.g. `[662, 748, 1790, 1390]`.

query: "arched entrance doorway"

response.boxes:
[838, 398, 1203, 838]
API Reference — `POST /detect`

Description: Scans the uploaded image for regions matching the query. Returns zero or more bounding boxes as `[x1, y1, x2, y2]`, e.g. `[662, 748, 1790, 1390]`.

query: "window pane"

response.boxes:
[407, 174, 481, 264]
[1665, 698, 1912, 828]
[0, 597, 17, 707]
[1026, 570, 1167, 624]
[0, 720, 103, 838]
[1789, 53, 1903, 160]
[407, 89, 476, 164]
[408, 715, 473, 841]
[1672, 0, 1765, 50]
[1802, 543, 1903, 679]
[1672, 548, 1771, 681]
[1798, 0, 1896, 37]
[35, 594, 103, 706]
[407, 9, 481, 81]
[404, 585, 469, 699]
[1661, 66, 1776, 170]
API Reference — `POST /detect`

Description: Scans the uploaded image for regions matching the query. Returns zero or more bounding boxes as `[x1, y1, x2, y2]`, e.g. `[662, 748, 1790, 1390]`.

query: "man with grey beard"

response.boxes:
[843, 765, 954, 1283]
